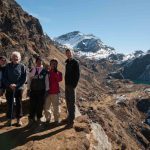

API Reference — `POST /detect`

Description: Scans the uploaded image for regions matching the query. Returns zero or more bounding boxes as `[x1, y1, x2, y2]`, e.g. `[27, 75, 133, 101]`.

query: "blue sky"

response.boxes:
[16, 0, 150, 54]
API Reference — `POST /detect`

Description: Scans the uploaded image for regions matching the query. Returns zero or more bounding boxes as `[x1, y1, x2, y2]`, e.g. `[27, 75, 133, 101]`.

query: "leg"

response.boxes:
[15, 89, 23, 119]
[5, 90, 14, 119]
[29, 91, 37, 120]
[51, 94, 60, 122]
[36, 91, 45, 120]
[43, 94, 52, 122]
[65, 85, 75, 124]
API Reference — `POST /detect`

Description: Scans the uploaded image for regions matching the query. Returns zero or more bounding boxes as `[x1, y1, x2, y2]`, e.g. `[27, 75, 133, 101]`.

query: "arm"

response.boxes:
[45, 74, 49, 91]
[27, 68, 35, 90]
[73, 61, 80, 88]
[2, 64, 11, 88]
[57, 71, 62, 82]
[16, 64, 27, 89]
[27, 72, 32, 90]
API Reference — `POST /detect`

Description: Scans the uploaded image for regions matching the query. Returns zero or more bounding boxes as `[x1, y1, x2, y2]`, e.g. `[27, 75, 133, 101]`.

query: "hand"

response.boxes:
[45, 91, 49, 97]
[54, 66, 57, 72]
[0, 90, 4, 96]
[9, 84, 16, 91]
[27, 90, 30, 97]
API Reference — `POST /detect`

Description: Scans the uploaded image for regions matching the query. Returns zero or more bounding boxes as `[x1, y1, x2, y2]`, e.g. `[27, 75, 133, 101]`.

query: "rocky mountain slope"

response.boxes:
[109, 54, 150, 83]
[0, 0, 150, 150]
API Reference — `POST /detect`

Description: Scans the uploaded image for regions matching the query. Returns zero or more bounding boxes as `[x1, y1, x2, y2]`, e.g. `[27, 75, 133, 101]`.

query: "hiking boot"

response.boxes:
[65, 123, 73, 129]
[54, 119, 61, 125]
[36, 118, 42, 126]
[65, 121, 74, 129]
[16, 119, 23, 127]
[45, 120, 50, 124]
[6, 119, 12, 126]
[43, 119, 50, 127]
[27, 119, 35, 127]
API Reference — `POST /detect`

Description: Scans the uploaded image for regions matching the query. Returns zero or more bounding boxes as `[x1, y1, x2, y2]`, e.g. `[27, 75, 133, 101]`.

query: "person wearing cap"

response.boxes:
[65, 49, 80, 127]
[0, 56, 7, 96]
[27, 56, 49, 126]
[44, 59, 62, 124]
[3, 51, 27, 126]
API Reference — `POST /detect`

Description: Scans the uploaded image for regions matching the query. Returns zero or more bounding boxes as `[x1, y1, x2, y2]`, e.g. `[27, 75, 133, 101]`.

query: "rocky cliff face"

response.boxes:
[0, 0, 51, 67]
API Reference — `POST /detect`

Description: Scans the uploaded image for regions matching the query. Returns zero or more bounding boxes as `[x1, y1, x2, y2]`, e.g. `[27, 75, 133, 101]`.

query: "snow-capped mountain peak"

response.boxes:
[123, 50, 145, 61]
[54, 31, 116, 59]
[54, 31, 148, 62]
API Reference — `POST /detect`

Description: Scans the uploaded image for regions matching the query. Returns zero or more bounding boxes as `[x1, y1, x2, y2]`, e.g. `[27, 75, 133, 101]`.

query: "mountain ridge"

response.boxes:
[54, 31, 150, 62]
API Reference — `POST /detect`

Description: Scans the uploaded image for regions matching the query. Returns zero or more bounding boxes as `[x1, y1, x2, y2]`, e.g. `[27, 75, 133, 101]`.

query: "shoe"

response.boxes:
[62, 118, 68, 123]
[27, 119, 35, 127]
[54, 120, 61, 126]
[65, 123, 73, 129]
[36, 118, 42, 126]
[43, 119, 50, 127]
[45, 120, 50, 124]
[6, 119, 12, 126]
[16, 119, 23, 127]
[65, 121, 74, 129]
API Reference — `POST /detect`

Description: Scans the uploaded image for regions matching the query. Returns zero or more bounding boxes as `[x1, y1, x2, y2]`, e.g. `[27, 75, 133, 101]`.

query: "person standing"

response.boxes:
[44, 59, 62, 124]
[0, 56, 7, 97]
[27, 57, 49, 126]
[65, 49, 80, 127]
[3, 51, 27, 126]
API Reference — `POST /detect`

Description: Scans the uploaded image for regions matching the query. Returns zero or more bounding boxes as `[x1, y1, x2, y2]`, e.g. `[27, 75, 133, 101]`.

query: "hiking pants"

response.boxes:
[44, 94, 60, 122]
[65, 85, 76, 123]
[6, 89, 23, 119]
[29, 90, 45, 120]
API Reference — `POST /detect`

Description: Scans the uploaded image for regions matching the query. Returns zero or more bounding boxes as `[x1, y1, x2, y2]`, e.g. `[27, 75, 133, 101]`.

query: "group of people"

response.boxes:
[0, 49, 80, 128]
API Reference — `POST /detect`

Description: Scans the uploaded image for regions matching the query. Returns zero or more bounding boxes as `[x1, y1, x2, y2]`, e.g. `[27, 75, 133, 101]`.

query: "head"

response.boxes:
[65, 49, 73, 59]
[50, 58, 58, 70]
[11, 51, 21, 64]
[0, 56, 6, 66]
[35, 57, 42, 67]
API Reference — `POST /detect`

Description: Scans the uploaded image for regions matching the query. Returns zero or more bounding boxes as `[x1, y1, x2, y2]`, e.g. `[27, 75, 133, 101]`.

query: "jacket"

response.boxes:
[65, 58, 80, 88]
[48, 70, 62, 94]
[3, 62, 27, 90]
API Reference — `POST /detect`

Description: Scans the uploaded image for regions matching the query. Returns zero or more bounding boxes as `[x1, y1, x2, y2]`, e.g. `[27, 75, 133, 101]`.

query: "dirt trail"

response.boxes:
[0, 100, 92, 150]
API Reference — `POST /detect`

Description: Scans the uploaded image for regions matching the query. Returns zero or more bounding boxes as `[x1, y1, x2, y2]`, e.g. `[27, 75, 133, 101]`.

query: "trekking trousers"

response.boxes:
[6, 89, 23, 119]
[44, 94, 60, 122]
[65, 85, 76, 123]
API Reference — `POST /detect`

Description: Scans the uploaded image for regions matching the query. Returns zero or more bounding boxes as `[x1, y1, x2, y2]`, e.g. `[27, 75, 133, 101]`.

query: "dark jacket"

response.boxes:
[0, 66, 6, 91]
[3, 62, 27, 90]
[65, 58, 80, 88]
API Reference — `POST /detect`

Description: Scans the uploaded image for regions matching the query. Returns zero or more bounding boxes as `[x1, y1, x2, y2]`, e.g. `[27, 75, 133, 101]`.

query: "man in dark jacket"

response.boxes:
[3, 51, 27, 126]
[65, 49, 80, 127]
